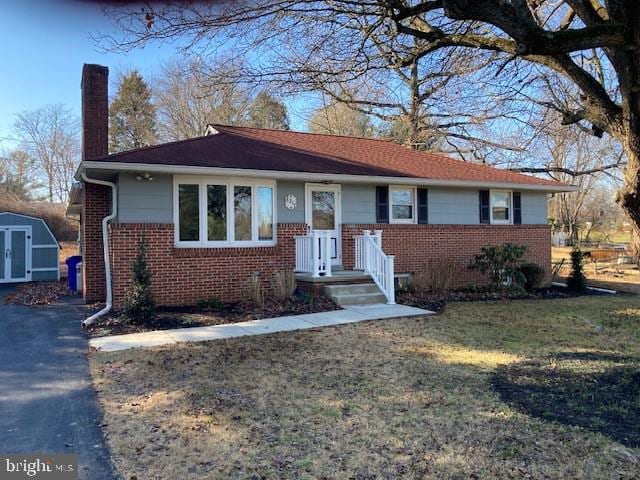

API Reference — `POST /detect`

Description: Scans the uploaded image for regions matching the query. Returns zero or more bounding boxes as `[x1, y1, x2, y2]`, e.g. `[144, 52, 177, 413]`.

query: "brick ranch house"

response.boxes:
[68, 64, 573, 311]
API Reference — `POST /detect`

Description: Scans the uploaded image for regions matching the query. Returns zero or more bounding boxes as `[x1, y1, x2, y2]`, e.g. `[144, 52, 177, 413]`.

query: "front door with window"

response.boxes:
[305, 184, 341, 266]
[0, 227, 31, 283]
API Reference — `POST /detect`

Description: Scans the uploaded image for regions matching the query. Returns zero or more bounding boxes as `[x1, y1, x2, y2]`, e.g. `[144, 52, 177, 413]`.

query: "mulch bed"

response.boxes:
[397, 285, 606, 313]
[492, 352, 640, 448]
[4, 280, 76, 306]
[86, 293, 339, 338]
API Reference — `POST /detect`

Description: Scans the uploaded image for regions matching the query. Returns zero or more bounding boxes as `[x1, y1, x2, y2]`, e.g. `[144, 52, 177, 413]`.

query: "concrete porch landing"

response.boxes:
[294, 270, 372, 283]
[89, 303, 434, 353]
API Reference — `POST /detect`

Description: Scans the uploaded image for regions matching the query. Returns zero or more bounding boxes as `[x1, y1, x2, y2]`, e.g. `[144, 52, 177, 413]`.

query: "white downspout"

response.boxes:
[81, 172, 117, 327]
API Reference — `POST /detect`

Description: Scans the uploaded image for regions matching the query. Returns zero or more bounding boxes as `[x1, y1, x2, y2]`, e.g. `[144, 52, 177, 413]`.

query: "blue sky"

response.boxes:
[0, 1, 310, 151]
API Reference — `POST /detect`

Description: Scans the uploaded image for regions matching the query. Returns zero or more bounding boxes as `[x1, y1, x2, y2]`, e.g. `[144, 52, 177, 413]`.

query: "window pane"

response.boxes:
[178, 184, 199, 241]
[207, 185, 227, 241]
[391, 188, 413, 220]
[392, 205, 413, 219]
[491, 192, 510, 221]
[234, 186, 252, 241]
[312, 191, 335, 230]
[391, 189, 412, 206]
[258, 186, 273, 241]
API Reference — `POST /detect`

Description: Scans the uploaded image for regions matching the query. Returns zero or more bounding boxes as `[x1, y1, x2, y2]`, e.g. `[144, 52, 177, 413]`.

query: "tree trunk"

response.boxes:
[616, 3, 640, 265]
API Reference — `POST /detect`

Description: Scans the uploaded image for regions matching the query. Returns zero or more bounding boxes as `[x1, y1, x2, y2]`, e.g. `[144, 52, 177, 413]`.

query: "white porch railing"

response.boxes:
[295, 230, 333, 277]
[354, 229, 395, 304]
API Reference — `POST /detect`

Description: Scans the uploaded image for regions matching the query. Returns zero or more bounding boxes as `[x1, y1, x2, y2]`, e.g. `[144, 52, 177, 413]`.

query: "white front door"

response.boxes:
[0, 227, 31, 283]
[305, 183, 341, 266]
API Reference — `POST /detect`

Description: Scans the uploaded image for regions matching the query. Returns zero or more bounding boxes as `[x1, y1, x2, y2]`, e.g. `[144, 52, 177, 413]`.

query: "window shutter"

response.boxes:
[417, 188, 429, 224]
[479, 190, 490, 224]
[376, 186, 389, 223]
[513, 191, 522, 224]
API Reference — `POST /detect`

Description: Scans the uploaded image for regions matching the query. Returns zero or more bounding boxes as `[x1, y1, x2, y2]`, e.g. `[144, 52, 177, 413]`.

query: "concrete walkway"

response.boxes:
[90, 303, 433, 353]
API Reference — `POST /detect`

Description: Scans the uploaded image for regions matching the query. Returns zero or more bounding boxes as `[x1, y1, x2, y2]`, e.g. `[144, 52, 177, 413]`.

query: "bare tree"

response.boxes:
[100, 1, 640, 258]
[154, 59, 253, 141]
[13, 104, 80, 203]
[308, 101, 377, 137]
[545, 126, 612, 243]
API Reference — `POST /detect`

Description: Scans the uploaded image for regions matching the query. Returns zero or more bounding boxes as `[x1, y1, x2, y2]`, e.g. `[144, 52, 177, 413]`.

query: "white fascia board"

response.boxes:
[80, 161, 578, 193]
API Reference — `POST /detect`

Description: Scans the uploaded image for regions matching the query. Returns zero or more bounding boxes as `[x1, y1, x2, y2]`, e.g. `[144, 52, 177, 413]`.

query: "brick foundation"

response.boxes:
[108, 223, 306, 309]
[85, 220, 551, 308]
[342, 224, 552, 288]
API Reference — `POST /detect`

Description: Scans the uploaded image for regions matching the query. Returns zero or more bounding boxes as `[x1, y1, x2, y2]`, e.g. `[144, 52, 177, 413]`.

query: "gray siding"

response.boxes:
[428, 188, 480, 224]
[113, 176, 548, 227]
[117, 173, 173, 223]
[521, 191, 548, 225]
[32, 247, 59, 268]
[0, 212, 59, 282]
[342, 184, 377, 224]
[276, 180, 305, 223]
[32, 270, 58, 282]
[0, 212, 57, 245]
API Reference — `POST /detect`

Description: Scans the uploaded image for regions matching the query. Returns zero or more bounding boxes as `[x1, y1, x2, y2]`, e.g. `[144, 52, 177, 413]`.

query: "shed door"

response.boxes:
[1, 227, 31, 283]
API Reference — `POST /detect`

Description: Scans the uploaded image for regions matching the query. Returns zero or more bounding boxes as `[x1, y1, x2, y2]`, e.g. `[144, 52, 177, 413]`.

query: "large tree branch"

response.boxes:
[513, 161, 626, 177]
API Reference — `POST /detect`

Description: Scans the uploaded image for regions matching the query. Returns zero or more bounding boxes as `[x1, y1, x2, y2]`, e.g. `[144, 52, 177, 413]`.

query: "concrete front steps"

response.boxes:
[324, 282, 387, 305]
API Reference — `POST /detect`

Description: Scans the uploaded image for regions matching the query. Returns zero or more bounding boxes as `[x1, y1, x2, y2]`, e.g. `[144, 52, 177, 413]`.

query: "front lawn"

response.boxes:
[90, 296, 640, 479]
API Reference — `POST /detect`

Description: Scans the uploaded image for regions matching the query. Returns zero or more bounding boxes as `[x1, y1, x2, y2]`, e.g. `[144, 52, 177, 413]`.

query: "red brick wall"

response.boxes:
[108, 223, 306, 309]
[81, 182, 111, 303]
[342, 223, 552, 288]
[81, 64, 109, 161]
[87, 220, 551, 308]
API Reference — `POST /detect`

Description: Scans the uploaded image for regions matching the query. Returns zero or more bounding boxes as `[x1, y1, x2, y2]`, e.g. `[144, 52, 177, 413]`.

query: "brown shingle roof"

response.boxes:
[90, 124, 563, 188]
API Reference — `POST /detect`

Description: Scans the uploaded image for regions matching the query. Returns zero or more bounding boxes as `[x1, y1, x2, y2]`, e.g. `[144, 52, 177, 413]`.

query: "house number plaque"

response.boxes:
[285, 194, 297, 210]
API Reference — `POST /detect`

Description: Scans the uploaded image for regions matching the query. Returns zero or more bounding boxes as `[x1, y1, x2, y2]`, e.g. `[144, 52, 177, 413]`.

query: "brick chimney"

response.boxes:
[81, 64, 109, 160]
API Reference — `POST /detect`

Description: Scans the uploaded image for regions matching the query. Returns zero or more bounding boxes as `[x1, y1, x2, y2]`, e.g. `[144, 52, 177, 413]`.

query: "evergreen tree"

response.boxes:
[567, 248, 587, 293]
[246, 90, 289, 130]
[123, 237, 156, 324]
[109, 71, 157, 152]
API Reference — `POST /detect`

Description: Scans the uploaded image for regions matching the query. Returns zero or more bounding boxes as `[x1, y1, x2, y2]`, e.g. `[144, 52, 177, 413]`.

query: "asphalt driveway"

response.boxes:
[0, 285, 117, 479]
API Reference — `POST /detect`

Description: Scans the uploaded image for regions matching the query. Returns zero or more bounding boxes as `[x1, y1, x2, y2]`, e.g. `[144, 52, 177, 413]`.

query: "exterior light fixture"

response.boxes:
[135, 172, 154, 181]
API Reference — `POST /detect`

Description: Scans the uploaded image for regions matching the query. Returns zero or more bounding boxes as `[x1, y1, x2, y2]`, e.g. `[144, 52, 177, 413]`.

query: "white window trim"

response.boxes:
[389, 185, 417, 224]
[489, 189, 513, 225]
[173, 175, 277, 248]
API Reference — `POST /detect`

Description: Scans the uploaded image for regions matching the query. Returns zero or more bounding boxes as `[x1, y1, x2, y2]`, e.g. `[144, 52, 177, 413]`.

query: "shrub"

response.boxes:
[273, 269, 296, 302]
[412, 258, 458, 294]
[197, 297, 224, 310]
[519, 263, 545, 291]
[567, 248, 587, 292]
[470, 243, 527, 289]
[123, 238, 155, 324]
[246, 272, 264, 307]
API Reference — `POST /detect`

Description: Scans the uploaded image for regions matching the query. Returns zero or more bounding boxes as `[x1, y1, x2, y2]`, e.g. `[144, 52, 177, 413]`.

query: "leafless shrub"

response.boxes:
[412, 258, 459, 294]
[246, 272, 264, 307]
[273, 269, 296, 303]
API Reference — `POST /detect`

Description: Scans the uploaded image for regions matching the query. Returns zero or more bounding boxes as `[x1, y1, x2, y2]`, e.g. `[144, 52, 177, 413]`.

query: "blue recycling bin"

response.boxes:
[66, 256, 83, 291]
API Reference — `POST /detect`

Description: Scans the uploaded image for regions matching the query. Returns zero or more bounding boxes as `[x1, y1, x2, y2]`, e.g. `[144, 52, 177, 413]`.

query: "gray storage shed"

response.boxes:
[0, 212, 59, 283]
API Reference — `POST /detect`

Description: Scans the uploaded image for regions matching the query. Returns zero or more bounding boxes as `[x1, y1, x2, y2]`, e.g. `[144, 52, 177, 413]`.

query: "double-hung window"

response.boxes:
[174, 176, 276, 247]
[490, 190, 512, 224]
[389, 186, 416, 224]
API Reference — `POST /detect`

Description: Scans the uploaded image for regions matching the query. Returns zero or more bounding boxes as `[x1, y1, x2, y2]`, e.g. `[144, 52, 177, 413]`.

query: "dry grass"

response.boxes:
[91, 296, 640, 479]
[59, 241, 78, 278]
